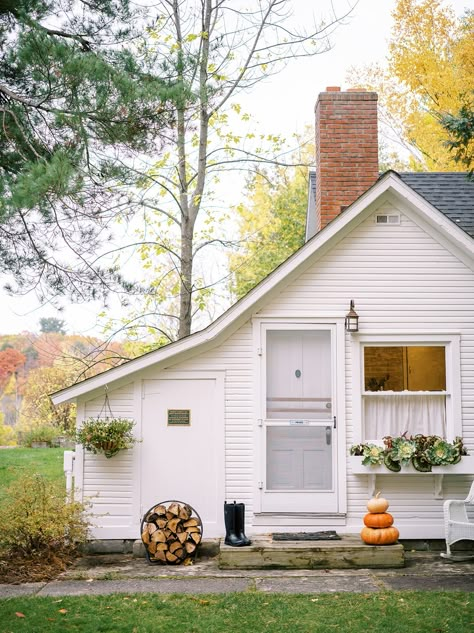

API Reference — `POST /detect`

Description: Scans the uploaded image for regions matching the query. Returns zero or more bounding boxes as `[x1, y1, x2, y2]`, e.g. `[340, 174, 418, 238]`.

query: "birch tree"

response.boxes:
[121, 0, 355, 341]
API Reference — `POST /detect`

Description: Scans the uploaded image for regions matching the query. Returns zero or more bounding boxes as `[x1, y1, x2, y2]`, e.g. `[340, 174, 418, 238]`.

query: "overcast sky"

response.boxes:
[1, 0, 470, 336]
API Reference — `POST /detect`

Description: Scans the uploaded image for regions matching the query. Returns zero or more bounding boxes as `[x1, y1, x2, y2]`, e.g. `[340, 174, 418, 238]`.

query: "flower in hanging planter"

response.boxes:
[76, 417, 138, 458]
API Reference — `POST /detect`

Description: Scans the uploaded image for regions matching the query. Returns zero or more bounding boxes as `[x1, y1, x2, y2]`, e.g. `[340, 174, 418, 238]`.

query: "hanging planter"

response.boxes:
[75, 391, 138, 458]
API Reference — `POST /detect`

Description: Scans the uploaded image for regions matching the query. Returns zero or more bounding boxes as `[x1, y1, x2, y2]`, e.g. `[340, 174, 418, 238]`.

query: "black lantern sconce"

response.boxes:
[345, 300, 359, 333]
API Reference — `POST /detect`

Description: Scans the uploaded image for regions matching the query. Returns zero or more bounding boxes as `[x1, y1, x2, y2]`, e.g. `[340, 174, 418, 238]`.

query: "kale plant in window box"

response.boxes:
[76, 417, 138, 458]
[350, 434, 467, 472]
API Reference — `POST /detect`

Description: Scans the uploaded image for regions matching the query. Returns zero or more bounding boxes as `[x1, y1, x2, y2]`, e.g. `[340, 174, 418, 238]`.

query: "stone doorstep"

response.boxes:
[218, 535, 405, 570]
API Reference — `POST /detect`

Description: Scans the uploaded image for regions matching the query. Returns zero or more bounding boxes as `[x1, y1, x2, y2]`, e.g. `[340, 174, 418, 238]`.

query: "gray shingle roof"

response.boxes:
[397, 172, 474, 239]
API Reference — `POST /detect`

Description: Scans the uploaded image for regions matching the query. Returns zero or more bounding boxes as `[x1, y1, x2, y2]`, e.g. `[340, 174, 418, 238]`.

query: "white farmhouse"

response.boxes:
[53, 88, 474, 544]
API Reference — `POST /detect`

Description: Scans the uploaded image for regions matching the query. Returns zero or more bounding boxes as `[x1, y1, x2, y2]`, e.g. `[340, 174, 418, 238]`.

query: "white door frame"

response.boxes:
[252, 318, 347, 515]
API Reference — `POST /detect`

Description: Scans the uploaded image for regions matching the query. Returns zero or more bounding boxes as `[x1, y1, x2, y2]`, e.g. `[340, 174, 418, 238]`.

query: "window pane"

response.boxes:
[364, 346, 446, 392]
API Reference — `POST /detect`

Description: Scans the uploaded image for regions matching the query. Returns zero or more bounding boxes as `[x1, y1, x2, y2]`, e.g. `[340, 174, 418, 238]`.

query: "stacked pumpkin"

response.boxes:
[360, 492, 399, 545]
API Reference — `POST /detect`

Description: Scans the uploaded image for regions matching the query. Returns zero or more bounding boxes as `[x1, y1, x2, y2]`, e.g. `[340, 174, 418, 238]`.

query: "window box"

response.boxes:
[349, 455, 474, 475]
[348, 455, 474, 498]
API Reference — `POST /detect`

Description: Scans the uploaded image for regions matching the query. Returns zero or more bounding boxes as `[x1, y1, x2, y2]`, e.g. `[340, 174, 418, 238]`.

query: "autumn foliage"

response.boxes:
[0, 332, 137, 438]
[0, 348, 26, 389]
[349, 0, 474, 171]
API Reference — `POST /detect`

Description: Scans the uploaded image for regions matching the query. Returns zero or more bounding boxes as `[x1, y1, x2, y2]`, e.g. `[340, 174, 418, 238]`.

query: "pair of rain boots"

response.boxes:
[224, 501, 251, 547]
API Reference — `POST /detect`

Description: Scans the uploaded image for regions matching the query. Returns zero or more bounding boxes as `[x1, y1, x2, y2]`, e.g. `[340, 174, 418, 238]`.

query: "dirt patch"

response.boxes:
[0, 550, 80, 584]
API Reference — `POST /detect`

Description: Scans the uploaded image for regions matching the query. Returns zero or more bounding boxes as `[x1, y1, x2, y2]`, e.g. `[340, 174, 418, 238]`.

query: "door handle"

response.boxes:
[325, 426, 331, 445]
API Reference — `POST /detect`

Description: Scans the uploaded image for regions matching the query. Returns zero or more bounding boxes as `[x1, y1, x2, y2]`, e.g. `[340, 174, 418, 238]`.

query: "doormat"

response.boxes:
[272, 531, 341, 541]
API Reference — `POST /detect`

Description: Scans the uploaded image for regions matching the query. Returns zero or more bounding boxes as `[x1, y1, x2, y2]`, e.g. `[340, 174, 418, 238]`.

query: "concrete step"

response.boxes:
[218, 535, 405, 569]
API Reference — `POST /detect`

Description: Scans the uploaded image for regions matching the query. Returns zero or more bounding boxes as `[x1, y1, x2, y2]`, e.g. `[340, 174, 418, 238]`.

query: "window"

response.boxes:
[360, 343, 455, 441]
[375, 213, 400, 225]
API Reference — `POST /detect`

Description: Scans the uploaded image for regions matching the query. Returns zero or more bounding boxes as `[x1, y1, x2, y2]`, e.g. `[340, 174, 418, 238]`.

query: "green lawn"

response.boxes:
[0, 448, 66, 504]
[0, 592, 472, 632]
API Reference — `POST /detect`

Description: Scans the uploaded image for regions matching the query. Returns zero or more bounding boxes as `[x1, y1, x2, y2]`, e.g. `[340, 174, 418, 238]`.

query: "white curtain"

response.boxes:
[363, 393, 446, 439]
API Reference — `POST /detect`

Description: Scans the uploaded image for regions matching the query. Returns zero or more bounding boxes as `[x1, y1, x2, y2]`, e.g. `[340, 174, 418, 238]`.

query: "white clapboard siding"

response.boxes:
[81, 383, 138, 538]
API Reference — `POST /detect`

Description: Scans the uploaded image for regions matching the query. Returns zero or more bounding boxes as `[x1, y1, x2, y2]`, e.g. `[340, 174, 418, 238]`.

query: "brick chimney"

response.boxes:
[314, 87, 379, 232]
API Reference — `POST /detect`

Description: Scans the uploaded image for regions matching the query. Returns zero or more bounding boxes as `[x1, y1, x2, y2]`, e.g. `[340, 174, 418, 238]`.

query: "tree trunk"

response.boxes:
[178, 217, 194, 339]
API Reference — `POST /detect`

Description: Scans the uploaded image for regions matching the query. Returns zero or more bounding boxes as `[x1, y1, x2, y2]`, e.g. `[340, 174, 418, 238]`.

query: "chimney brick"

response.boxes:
[315, 89, 378, 232]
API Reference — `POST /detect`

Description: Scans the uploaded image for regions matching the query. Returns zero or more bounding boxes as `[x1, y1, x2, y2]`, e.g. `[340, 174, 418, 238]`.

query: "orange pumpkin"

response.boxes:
[360, 526, 399, 545]
[367, 491, 389, 513]
[363, 512, 394, 528]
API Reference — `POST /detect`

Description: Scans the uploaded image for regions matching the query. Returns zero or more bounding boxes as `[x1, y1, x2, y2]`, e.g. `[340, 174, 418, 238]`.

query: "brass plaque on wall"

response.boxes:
[167, 409, 191, 426]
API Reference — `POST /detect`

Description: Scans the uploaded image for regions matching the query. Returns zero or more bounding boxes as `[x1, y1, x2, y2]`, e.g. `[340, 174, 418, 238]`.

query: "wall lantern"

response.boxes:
[345, 300, 359, 333]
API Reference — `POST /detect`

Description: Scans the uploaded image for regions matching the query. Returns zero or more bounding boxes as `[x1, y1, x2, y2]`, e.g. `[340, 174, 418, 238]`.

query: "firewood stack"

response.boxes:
[141, 501, 202, 565]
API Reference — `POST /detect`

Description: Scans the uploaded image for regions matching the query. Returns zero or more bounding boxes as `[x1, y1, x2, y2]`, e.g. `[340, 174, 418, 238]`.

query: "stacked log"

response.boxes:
[141, 501, 202, 565]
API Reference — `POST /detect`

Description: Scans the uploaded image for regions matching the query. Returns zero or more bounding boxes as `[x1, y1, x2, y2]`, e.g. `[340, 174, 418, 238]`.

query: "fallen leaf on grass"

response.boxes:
[58, 609, 68, 614]
[15, 612, 25, 618]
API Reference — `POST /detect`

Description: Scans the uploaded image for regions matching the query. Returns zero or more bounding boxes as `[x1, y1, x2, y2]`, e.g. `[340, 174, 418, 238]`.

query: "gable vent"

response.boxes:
[375, 213, 400, 225]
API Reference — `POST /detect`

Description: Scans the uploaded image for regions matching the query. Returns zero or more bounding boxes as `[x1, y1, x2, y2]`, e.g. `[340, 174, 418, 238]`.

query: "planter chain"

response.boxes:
[97, 388, 115, 420]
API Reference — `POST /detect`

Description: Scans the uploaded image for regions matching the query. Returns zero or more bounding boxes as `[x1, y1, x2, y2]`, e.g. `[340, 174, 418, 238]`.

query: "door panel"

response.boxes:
[266, 426, 332, 490]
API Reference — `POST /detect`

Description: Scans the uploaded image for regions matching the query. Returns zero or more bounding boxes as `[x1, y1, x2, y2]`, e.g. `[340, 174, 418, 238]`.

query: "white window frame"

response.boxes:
[352, 333, 462, 444]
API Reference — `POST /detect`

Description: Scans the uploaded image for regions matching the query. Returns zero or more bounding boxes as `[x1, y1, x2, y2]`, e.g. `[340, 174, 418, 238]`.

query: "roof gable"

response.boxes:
[52, 172, 474, 405]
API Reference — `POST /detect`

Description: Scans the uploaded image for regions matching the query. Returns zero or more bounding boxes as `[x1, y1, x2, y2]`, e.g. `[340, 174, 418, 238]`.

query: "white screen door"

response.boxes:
[261, 327, 337, 513]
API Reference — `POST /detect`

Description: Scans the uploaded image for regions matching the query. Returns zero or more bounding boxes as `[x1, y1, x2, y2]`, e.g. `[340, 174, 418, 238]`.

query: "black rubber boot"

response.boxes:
[234, 502, 251, 546]
[224, 501, 246, 546]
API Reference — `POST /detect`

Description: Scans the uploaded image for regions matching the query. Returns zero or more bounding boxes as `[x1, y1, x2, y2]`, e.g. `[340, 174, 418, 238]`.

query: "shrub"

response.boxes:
[0, 424, 16, 446]
[21, 425, 58, 447]
[0, 473, 89, 557]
